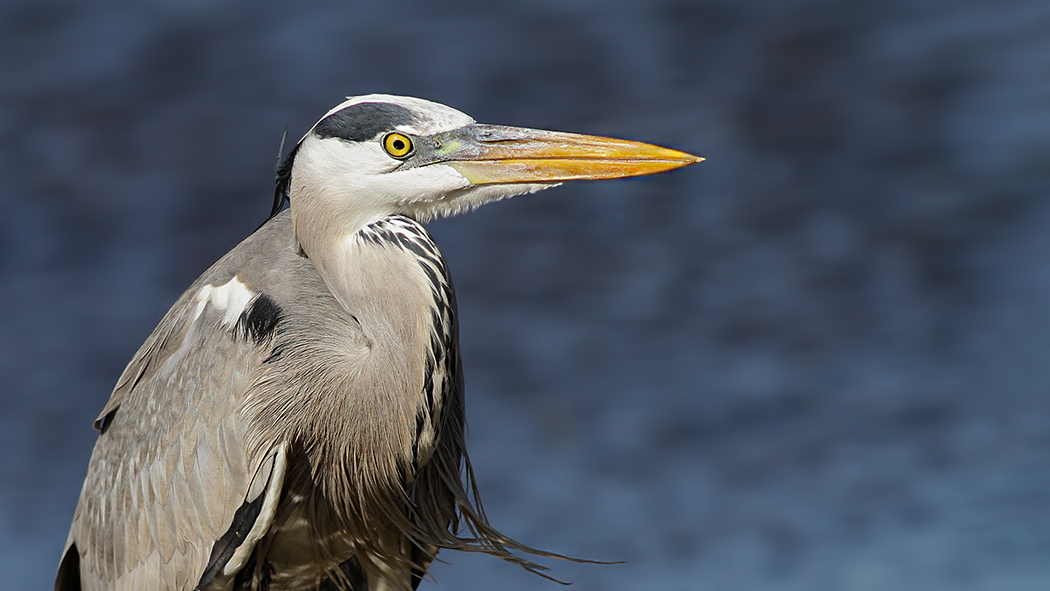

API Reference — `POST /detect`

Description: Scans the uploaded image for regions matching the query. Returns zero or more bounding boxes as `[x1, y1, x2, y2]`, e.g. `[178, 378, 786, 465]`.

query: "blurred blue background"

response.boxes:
[3, 1, 1050, 589]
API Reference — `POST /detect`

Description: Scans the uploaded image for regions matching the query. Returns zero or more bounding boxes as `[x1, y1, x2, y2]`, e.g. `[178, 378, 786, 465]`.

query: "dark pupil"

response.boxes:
[392, 139, 405, 151]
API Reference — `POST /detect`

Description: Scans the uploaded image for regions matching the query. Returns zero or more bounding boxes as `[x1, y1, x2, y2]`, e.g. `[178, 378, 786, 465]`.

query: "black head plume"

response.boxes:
[271, 127, 300, 221]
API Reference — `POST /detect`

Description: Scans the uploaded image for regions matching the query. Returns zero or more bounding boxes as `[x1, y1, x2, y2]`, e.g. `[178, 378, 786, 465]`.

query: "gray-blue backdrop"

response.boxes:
[3, 1, 1049, 589]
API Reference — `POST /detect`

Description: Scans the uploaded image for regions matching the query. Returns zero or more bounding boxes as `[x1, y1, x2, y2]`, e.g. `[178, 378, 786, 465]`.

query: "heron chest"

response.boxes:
[348, 216, 457, 469]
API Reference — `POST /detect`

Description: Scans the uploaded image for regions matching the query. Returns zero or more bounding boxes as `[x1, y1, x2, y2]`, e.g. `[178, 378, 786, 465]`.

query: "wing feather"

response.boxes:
[61, 215, 300, 590]
[197, 444, 288, 589]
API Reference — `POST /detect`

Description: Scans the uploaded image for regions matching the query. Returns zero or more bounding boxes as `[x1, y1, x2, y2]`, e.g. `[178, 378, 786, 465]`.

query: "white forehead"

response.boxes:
[317, 94, 474, 136]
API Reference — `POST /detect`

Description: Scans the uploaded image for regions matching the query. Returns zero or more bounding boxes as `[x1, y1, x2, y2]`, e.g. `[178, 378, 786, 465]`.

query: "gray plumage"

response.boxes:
[56, 95, 701, 591]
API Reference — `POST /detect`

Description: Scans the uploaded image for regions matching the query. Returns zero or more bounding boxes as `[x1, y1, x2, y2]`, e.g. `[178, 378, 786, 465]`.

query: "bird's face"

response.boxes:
[286, 94, 700, 229]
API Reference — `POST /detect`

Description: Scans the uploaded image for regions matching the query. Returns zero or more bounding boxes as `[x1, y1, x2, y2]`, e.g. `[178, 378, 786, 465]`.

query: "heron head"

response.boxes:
[280, 94, 701, 231]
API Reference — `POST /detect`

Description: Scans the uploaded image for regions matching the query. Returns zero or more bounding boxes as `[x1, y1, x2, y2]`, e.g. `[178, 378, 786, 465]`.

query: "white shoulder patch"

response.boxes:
[192, 276, 256, 329]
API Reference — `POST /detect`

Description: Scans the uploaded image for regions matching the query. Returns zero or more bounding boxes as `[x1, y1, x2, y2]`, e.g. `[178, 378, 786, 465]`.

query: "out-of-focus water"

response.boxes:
[3, 1, 1049, 589]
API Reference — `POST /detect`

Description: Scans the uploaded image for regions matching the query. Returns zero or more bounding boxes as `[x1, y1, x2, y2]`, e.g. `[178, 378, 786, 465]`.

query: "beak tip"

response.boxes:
[670, 152, 704, 170]
[681, 149, 704, 164]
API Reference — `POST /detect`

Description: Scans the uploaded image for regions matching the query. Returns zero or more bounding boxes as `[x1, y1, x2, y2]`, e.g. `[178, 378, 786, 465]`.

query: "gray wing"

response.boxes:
[58, 214, 300, 591]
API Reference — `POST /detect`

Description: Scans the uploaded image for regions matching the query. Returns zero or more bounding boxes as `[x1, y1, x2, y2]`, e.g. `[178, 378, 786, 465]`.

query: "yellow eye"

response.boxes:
[383, 133, 413, 158]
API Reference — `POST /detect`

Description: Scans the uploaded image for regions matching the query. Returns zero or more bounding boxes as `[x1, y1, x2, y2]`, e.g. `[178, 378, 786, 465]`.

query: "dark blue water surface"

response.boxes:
[3, 1, 1049, 589]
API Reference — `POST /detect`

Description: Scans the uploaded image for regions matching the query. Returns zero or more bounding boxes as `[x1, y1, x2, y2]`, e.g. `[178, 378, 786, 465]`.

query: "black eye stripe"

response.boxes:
[314, 103, 417, 142]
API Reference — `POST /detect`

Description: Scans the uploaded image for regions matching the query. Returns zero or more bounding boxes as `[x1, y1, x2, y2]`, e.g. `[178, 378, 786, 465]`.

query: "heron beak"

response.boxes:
[438, 124, 702, 185]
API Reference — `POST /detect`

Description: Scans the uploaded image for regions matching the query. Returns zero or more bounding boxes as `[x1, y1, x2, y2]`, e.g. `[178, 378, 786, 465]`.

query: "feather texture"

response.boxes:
[62, 212, 556, 591]
[57, 93, 698, 590]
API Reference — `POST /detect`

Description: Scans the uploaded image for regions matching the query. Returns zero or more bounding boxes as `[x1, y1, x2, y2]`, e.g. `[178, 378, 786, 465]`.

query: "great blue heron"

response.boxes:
[55, 94, 701, 591]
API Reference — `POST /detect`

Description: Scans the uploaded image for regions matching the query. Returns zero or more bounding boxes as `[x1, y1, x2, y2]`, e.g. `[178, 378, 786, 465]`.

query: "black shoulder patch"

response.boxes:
[238, 294, 283, 345]
[55, 543, 81, 591]
[314, 102, 416, 142]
